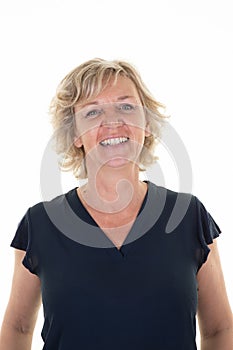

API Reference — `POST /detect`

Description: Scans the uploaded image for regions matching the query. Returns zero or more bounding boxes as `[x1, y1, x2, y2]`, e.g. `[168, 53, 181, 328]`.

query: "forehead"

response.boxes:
[96, 76, 139, 99]
[76, 76, 141, 109]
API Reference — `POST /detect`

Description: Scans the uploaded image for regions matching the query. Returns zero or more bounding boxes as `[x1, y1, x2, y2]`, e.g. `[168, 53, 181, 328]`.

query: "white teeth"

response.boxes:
[100, 137, 129, 146]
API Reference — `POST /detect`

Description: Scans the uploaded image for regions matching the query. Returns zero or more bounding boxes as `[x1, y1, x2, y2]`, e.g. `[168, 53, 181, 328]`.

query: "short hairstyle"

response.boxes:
[50, 58, 167, 179]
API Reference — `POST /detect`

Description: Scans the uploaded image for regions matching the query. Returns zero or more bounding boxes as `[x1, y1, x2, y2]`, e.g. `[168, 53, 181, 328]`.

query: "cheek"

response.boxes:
[76, 120, 99, 139]
[129, 123, 147, 139]
[124, 112, 146, 128]
[80, 128, 99, 151]
[77, 119, 100, 137]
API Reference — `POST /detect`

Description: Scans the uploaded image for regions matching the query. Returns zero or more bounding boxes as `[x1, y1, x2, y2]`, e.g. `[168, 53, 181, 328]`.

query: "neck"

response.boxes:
[80, 163, 146, 214]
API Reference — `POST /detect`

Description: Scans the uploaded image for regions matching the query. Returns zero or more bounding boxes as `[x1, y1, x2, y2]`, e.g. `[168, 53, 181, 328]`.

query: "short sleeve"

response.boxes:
[11, 211, 29, 251]
[10, 209, 38, 274]
[195, 196, 221, 265]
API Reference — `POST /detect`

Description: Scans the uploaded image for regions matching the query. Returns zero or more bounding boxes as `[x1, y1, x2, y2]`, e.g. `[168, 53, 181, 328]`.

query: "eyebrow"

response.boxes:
[80, 95, 136, 108]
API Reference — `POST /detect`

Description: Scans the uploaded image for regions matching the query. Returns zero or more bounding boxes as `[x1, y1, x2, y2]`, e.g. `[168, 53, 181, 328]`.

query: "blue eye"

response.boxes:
[85, 109, 103, 118]
[118, 103, 136, 112]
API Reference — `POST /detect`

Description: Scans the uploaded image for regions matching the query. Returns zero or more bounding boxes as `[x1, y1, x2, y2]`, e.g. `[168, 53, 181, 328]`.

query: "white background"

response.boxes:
[0, 1, 232, 349]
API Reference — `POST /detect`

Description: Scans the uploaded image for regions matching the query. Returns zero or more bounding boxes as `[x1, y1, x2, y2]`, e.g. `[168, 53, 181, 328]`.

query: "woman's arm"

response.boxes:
[0, 249, 41, 350]
[197, 240, 233, 350]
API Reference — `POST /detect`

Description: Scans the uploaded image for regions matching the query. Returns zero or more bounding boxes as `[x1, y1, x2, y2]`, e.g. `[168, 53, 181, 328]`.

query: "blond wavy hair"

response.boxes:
[50, 58, 167, 179]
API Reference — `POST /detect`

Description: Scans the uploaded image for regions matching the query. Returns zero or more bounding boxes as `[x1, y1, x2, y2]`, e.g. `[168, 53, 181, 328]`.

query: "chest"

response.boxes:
[40, 228, 198, 305]
[82, 207, 139, 250]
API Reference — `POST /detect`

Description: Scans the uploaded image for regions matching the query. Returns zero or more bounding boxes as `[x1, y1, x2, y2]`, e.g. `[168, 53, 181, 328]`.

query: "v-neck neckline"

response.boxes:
[76, 181, 148, 254]
[65, 180, 161, 260]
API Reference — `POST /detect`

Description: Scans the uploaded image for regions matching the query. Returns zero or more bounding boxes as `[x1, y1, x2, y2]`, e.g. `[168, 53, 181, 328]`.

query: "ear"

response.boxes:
[145, 122, 151, 137]
[74, 136, 83, 148]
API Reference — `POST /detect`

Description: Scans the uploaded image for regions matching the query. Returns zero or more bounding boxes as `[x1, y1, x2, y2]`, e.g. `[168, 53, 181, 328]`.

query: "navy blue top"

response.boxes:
[11, 181, 221, 350]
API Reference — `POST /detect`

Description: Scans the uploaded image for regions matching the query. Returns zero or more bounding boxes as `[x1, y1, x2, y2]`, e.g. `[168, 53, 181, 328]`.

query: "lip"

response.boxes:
[99, 136, 129, 143]
[99, 136, 130, 147]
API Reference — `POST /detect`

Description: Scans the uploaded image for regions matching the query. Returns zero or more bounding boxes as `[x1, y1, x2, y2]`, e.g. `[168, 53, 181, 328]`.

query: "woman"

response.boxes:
[0, 58, 232, 350]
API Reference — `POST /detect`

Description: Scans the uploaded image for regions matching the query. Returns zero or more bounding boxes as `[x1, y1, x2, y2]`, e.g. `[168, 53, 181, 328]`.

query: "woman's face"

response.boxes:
[74, 76, 150, 170]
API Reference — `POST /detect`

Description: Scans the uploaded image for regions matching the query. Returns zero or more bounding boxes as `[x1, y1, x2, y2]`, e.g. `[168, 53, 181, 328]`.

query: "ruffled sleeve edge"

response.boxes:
[11, 208, 38, 275]
[195, 196, 221, 265]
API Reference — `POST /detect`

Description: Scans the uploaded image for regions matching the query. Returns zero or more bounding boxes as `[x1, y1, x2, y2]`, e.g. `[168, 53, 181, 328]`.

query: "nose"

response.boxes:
[100, 104, 124, 128]
[101, 119, 124, 128]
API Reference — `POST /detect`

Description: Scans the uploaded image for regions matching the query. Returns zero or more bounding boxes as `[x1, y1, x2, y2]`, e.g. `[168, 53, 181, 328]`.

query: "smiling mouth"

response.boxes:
[99, 137, 129, 146]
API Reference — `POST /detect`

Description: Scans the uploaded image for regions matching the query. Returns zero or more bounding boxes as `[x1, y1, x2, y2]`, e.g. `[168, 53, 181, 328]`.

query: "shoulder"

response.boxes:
[27, 188, 77, 222]
[150, 181, 196, 209]
[148, 181, 202, 233]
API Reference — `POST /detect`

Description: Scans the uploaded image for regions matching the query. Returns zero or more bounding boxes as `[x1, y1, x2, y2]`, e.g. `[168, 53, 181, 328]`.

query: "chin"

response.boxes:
[104, 157, 131, 168]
